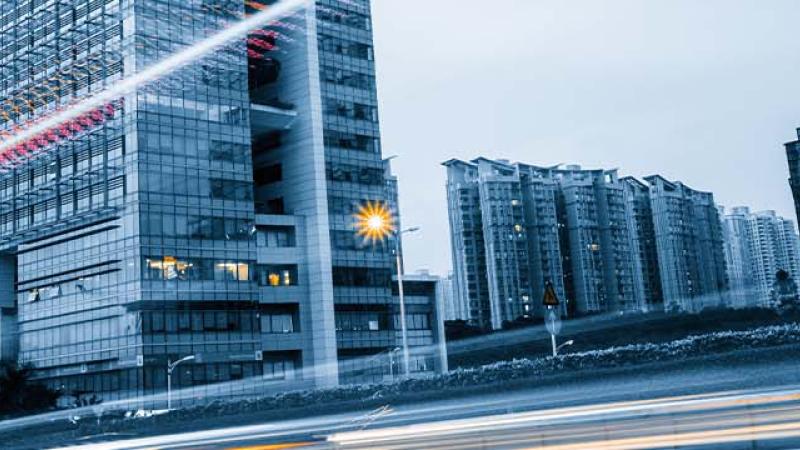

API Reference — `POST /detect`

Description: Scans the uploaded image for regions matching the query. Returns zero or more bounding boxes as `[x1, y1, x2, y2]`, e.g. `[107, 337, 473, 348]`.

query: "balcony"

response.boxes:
[259, 285, 305, 304]
[261, 333, 303, 352]
[250, 102, 297, 137]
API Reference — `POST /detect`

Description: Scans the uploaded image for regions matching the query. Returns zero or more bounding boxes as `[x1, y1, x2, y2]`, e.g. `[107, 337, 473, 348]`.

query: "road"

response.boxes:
[57, 357, 800, 450]
[325, 388, 800, 449]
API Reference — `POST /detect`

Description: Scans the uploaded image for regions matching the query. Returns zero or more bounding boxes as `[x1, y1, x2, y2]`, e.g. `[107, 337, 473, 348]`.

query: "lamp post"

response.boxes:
[388, 347, 401, 381]
[556, 339, 575, 355]
[354, 200, 419, 379]
[167, 355, 195, 410]
[395, 226, 420, 378]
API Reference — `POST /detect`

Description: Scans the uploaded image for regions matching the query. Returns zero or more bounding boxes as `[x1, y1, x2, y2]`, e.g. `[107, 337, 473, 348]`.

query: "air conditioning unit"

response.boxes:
[255, 350, 263, 361]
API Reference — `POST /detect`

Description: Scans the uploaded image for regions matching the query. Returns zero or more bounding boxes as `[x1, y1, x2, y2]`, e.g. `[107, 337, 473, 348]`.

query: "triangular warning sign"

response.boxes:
[542, 281, 560, 306]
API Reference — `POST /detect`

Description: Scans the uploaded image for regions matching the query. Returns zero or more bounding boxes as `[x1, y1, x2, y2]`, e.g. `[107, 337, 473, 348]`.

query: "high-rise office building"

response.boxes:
[723, 207, 800, 308]
[786, 128, 800, 225]
[646, 176, 728, 312]
[444, 158, 643, 330]
[0, 0, 440, 404]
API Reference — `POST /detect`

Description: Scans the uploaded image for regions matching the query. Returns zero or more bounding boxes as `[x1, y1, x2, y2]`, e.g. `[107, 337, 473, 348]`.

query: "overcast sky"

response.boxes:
[370, 0, 800, 276]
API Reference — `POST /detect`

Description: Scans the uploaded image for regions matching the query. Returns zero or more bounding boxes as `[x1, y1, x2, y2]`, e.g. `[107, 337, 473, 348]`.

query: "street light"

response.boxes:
[556, 339, 575, 355]
[388, 347, 401, 381]
[354, 200, 419, 378]
[167, 355, 195, 410]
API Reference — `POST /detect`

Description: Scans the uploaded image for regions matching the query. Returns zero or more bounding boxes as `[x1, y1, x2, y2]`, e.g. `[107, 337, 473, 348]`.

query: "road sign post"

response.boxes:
[543, 282, 562, 357]
[545, 308, 562, 356]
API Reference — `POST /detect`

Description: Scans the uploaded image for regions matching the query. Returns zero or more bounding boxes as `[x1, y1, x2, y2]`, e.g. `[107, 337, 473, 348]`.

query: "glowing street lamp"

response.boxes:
[355, 201, 395, 244]
[167, 355, 195, 410]
[354, 201, 419, 378]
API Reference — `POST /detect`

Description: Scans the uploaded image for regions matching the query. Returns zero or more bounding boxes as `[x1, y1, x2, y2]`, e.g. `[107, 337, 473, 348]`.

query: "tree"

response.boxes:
[772, 269, 799, 312]
[0, 362, 60, 416]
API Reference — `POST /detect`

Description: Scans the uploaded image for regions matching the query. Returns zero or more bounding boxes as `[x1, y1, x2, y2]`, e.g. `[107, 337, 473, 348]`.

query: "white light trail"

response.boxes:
[0, 0, 310, 155]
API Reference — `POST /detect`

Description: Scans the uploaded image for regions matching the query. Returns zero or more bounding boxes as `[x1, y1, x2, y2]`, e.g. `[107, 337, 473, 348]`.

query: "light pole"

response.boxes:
[167, 355, 195, 410]
[388, 347, 401, 381]
[395, 226, 419, 378]
[556, 339, 575, 355]
[353, 199, 419, 379]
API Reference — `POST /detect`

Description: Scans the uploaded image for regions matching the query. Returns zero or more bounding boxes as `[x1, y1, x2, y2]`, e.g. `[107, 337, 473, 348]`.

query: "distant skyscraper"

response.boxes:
[444, 158, 533, 330]
[444, 158, 643, 330]
[722, 207, 758, 308]
[646, 176, 729, 312]
[444, 159, 493, 329]
[438, 272, 465, 321]
[724, 208, 800, 308]
[786, 128, 800, 225]
[516, 164, 567, 319]
[621, 178, 663, 311]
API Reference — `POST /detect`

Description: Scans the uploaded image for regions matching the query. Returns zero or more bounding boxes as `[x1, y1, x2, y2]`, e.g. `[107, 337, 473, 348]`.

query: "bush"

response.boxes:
[126, 323, 800, 426]
[0, 362, 60, 418]
[8, 323, 800, 444]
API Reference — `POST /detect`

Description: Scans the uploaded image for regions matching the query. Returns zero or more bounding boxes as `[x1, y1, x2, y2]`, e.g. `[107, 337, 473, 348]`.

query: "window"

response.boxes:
[263, 358, 296, 380]
[335, 311, 389, 331]
[258, 226, 295, 248]
[332, 267, 391, 287]
[324, 130, 379, 153]
[144, 256, 198, 281]
[257, 265, 298, 287]
[143, 257, 252, 282]
[214, 262, 251, 282]
[209, 141, 249, 163]
[178, 313, 191, 331]
[209, 178, 253, 201]
[327, 164, 384, 185]
[230, 364, 243, 380]
[262, 314, 295, 334]
[318, 35, 373, 60]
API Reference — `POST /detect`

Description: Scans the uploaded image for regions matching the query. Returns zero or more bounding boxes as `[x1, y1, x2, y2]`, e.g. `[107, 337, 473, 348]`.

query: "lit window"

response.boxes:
[215, 262, 250, 282]
[268, 273, 281, 286]
[261, 265, 298, 287]
[147, 257, 196, 280]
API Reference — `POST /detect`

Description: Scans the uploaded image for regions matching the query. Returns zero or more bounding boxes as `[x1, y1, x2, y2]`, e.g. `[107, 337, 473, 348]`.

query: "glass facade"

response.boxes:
[315, 0, 401, 385]
[0, 0, 444, 403]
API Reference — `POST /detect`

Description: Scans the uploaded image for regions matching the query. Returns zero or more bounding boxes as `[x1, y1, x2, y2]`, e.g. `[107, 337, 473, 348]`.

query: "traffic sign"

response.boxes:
[545, 309, 562, 336]
[542, 281, 560, 306]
